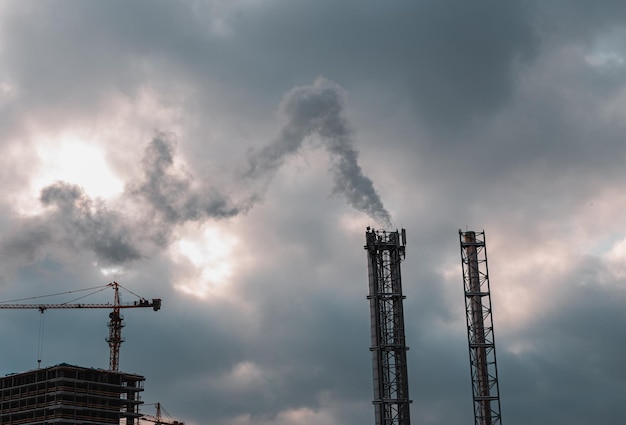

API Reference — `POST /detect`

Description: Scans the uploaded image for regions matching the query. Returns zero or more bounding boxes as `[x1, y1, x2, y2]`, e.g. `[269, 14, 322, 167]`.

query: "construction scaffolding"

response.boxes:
[459, 230, 502, 425]
[364, 228, 411, 425]
[0, 363, 144, 425]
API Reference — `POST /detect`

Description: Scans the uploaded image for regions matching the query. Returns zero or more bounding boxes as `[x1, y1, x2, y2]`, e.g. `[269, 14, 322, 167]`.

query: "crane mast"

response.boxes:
[108, 281, 124, 372]
[0, 281, 161, 371]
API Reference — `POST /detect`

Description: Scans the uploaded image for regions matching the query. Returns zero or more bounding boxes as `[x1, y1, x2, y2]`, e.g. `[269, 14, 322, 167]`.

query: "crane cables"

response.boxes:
[0, 284, 109, 304]
[37, 309, 45, 368]
[0, 282, 149, 305]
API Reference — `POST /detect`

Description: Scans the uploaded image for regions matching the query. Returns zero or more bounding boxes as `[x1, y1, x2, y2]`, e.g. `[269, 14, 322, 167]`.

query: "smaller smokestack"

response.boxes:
[458, 230, 503, 425]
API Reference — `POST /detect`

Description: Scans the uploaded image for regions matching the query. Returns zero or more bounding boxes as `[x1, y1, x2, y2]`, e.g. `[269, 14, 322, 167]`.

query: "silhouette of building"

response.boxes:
[0, 363, 144, 425]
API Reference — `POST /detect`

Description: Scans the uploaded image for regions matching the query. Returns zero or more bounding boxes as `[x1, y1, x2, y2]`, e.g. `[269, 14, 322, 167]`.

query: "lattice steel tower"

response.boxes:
[459, 230, 502, 425]
[365, 227, 411, 425]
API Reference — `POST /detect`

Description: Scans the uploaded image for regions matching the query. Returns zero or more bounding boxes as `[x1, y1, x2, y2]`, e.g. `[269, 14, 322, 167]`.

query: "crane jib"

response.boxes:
[0, 282, 161, 372]
[0, 299, 162, 311]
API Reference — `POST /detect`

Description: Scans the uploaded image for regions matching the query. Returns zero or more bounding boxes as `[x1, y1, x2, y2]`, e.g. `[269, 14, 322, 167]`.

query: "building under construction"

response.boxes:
[364, 228, 411, 425]
[0, 364, 144, 424]
[0, 282, 160, 424]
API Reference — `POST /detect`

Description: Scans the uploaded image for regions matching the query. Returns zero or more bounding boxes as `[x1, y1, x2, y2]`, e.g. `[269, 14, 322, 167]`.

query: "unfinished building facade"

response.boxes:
[0, 363, 144, 425]
[364, 228, 411, 425]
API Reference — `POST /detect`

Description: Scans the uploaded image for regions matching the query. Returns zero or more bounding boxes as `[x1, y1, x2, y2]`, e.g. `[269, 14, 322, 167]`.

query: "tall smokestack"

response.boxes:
[364, 227, 411, 425]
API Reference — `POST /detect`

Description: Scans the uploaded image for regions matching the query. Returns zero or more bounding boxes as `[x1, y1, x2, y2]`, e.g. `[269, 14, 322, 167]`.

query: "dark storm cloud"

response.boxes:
[0, 1, 198, 100]
[497, 256, 626, 424]
[0, 0, 539, 139]
[0, 0, 213, 147]
[214, 0, 538, 135]
[244, 78, 392, 226]
[1, 225, 53, 266]
[536, 1, 626, 41]
[404, 0, 537, 132]
[3, 0, 624, 149]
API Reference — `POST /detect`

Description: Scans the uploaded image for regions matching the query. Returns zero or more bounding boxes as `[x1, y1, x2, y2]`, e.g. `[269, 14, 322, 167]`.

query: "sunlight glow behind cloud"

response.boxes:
[33, 137, 123, 201]
[172, 225, 239, 298]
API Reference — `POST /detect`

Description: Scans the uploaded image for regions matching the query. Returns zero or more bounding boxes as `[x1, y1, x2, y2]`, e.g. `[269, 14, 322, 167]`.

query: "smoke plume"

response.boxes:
[2, 182, 141, 267]
[244, 77, 392, 227]
[130, 134, 244, 224]
[1, 78, 392, 269]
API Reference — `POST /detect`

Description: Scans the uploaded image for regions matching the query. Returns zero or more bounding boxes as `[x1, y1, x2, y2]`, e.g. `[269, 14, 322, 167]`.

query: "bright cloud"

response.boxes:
[33, 136, 123, 200]
[172, 224, 239, 298]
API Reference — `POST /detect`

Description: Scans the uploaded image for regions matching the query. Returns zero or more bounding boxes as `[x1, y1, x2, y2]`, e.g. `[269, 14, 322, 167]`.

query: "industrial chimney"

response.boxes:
[364, 228, 411, 425]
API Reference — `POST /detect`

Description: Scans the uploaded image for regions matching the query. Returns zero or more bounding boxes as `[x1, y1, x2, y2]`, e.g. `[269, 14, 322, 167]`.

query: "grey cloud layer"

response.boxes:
[3, 1, 626, 425]
[0, 1, 538, 138]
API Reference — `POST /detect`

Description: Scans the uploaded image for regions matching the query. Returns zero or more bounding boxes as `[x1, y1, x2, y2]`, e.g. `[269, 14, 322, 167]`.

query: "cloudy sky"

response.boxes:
[1, 1, 626, 424]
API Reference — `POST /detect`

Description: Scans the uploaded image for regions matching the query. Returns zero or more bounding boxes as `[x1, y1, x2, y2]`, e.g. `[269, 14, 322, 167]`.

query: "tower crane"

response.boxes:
[0, 281, 161, 371]
[140, 402, 184, 425]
